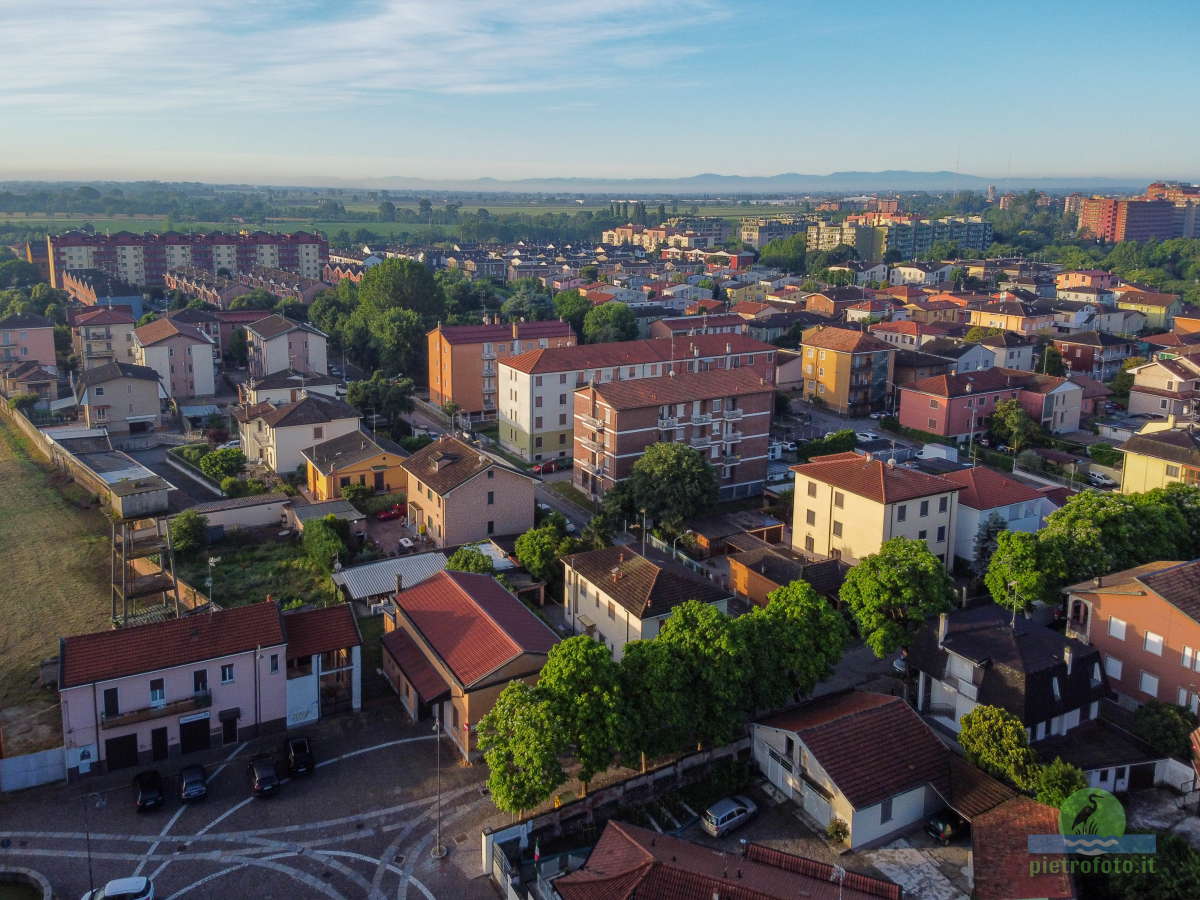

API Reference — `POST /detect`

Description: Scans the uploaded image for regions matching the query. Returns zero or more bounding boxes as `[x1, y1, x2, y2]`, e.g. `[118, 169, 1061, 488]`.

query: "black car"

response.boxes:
[283, 736, 315, 776]
[247, 754, 280, 797]
[180, 764, 208, 802]
[925, 809, 968, 845]
[133, 770, 165, 811]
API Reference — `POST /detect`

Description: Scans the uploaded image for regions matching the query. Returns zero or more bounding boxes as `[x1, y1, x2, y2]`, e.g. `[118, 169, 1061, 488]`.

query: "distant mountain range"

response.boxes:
[317, 169, 1154, 195]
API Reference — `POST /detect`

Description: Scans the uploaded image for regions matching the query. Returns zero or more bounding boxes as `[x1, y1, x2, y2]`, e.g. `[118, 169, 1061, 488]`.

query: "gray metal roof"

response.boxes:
[331, 552, 448, 601]
[293, 499, 365, 523]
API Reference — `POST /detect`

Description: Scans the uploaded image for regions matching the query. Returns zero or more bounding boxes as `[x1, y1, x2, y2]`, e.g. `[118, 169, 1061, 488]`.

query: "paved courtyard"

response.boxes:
[0, 704, 504, 899]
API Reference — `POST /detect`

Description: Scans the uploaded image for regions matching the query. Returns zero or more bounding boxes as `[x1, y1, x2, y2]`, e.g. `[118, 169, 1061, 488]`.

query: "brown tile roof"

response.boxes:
[801, 325, 892, 354]
[60, 601, 285, 688]
[656, 314, 745, 330]
[1117, 426, 1200, 468]
[399, 436, 531, 496]
[903, 367, 1069, 398]
[503, 333, 775, 374]
[245, 314, 325, 340]
[563, 546, 729, 620]
[556, 821, 900, 900]
[869, 320, 949, 336]
[1116, 289, 1180, 307]
[1067, 374, 1112, 399]
[301, 429, 406, 476]
[0, 313, 52, 329]
[941, 466, 1045, 511]
[282, 604, 361, 659]
[940, 754, 1017, 820]
[1135, 560, 1200, 622]
[757, 692, 948, 809]
[134, 316, 210, 346]
[791, 451, 962, 504]
[381, 627, 450, 702]
[74, 307, 134, 326]
[238, 393, 360, 428]
[972, 797, 1076, 900]
[395, 570, 557, 687]
[430, 320, 574, 345]
[590, 367, 771, 410]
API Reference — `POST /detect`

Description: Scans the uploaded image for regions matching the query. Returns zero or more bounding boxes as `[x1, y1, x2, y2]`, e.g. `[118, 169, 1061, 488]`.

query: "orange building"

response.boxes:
[426, 317, 575, 417]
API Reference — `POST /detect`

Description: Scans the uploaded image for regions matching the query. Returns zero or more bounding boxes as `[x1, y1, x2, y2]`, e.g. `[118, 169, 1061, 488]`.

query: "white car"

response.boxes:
[217, 439, 241, 450]
[1087, 471, 1117, 488]
[868, 411, 887, 419]
[856, 431, 880, 442]
[83, 877, 154, 900]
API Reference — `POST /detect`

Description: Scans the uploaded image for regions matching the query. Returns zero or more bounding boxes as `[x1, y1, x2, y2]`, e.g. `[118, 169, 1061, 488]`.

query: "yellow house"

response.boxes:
[1116, 416, 1200, 493]
[1114, 289, 1182, 332]
[799, 325, 894, 416]
[302, 429, 409, 501]
[790, 452, 962, 566]
[725, 282, 767, 304]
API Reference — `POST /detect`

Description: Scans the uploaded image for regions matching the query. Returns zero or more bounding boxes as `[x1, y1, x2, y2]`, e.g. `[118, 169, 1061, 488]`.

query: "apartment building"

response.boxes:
[1078, 198, 1176, 243]
[47, 230, 328, 287]
[1116, 418, 1200, 492]
[132, 318, 216, 399]
[573, 367, 774, 502]
[790, 452, 961, 565]
[162, 266, 254, 308]
[245, 314, 329, 378]
[647, 314, 747, 338]
[739, 216, 809, 249]
[427, 318, 576, 418]
[798, 326, 894, 416]
[1064, 560, 1200, 714]
[0, 312, 56, 370]
[71, 306, 136, 370]
[1056, 270, 1118, 291]
[805, 217, 992, 264]
[889, 262, 958, 286]
[498, 333, 777, 463]
[60, 268, 146, 318]
[73, 362, 162, 434]
[1051, 331, 1136, 380]
[1125, 354, 1200, 418]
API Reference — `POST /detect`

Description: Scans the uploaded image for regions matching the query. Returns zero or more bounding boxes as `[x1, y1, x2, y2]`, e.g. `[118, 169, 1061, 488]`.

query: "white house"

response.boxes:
[235, 392, 361, 474]
[241, 369, 342, 406]
[889, 262, 958, 286]
[245, 315, 329, 378]
[942, 467, 1049, 564]
[561, 545, 730, 660]
[977, 333, 1036, 371]
[132, 318, 216, 400]
[752, 692, 955, 850]
[825, 261, 889, 285]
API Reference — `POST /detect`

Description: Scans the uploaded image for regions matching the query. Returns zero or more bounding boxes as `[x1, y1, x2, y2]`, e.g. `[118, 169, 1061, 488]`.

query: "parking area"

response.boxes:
[0, 704, 503, 900]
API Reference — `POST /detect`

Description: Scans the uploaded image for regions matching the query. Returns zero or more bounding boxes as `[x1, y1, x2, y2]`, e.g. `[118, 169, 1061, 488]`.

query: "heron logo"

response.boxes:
[1059, 788, 1125, 848]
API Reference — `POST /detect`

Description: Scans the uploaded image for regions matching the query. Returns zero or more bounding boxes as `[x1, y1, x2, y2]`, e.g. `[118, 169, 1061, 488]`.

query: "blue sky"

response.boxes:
[1, 0, 1196, 184]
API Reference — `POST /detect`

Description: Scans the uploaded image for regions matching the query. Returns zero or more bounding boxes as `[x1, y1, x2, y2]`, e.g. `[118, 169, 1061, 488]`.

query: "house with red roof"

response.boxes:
[380, 569, 559, 760]
[941, 466, 1049, 565]
[132, 316, 216, 399]
[647, 313, 747, 339]
[868, 319, 952, 349]
[971, 797, 1076, 899]
[58, 601, 360, 778]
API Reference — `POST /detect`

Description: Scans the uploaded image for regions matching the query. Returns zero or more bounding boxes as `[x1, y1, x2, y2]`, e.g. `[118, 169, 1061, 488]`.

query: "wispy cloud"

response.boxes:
[0, 0, 728, 116]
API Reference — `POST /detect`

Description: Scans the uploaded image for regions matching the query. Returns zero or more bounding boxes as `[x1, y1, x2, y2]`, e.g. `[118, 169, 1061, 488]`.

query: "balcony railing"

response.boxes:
[657, 417, 678, 429]
[579, 413, 605, 431]
[577, 436, 604, 453]
[101, 689, 212, 728]
[691, 413, 713, 425]
[724, 408, 744, 421]
[690, 435, 712, 448]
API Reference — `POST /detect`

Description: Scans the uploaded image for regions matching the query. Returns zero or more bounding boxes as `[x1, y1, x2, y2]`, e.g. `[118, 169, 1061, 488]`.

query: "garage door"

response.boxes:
[105, 734, 138, 771]
[179, 717, 211, 755]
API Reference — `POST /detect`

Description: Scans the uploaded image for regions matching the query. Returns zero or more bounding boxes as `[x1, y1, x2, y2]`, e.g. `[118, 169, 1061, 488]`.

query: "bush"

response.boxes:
[220, 476, 247, 497]
[8, 393, 39, 412]
[199, 447, 246, 482]
[302, 515, 348, 574]
[1034, 757, 1088, 807]
[341, 483, 372, 506]
[399, 434, 433, 453]
[795, 428, 856, 461]
[825, 818, 849, 842]
[1088, 443, 1122, 468]
[1134, 700, 1198, 758]
[172, 443, 211, 469]
[169, 509, 208, 555]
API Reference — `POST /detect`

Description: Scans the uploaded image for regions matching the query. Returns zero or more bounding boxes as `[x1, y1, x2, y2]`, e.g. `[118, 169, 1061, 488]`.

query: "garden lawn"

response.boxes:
[176, 538, 338, 609]
[0, 421, 111, 710]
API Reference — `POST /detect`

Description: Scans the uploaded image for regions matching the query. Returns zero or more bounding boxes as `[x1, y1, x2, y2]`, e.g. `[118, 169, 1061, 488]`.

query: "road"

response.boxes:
[0, 705, 503, 900]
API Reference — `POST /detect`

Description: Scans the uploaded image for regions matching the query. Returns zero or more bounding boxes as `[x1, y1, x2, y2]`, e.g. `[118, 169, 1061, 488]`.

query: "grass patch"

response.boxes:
[0, 420, 112, 710]
[547, 480, 595, 512]
[176, 537, 338, 609]
[169, 442, 211, 471]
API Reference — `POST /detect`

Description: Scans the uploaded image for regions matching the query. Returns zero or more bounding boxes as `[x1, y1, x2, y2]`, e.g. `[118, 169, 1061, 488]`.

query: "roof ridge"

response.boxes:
[445, 570, 523, 663]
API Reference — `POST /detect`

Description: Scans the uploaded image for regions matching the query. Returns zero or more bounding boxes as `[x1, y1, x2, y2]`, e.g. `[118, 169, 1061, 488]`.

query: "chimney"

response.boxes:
[395, 573, 403, 595]
[512, 322, 519, 339]
[1063, 645, 1073, 675]
[937, 612, 949, 647]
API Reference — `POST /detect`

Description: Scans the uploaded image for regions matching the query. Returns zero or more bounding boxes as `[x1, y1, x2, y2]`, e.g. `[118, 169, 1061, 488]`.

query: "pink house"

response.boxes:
[898, 368, 1083, 440]
[0, 312, 57, 371]
[59, 601, 361, 778]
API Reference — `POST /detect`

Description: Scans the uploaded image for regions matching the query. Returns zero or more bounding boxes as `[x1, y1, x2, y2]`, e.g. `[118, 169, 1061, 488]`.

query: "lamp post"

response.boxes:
[430, 711, 447, 859]
[206, 556, 221, 607]
[640, 508, 648, 556]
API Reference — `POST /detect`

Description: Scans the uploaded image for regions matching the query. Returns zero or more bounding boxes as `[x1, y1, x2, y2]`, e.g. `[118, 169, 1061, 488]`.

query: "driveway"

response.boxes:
[0, 703, 504, 900]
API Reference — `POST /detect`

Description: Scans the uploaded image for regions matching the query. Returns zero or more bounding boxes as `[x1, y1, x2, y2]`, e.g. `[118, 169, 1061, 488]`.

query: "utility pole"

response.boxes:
[430, 711, 447, 859]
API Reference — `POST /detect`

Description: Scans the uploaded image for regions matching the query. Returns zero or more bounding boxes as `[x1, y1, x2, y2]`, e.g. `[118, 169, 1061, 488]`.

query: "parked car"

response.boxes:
[284, 736, 316, 776]
[996, 444, 1013, 454]
[533, 459, 556, 475]
[868, 410, 887, 420]
[247, 754, 280, 797]
[855, 431, 880, 442]
[785, 441, 798, 452]
[133, 770, 165, 811]
[218, 439, 241, 450]
[1087, 471, 1117, 488]
[701, 795, 758, 837]
[375, 504, 404, 521]
[925, 809, 968, 845]
[82, 876, 155, 900]
[179, 764, 208, 802]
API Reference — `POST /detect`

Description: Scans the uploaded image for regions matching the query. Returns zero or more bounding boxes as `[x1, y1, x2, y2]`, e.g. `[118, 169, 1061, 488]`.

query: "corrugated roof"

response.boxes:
[332, 552, 448, 601]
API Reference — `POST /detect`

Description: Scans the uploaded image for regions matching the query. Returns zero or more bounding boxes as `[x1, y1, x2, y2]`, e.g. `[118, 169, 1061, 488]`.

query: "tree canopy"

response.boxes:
[583, 301, 637, 343]
[605, 442, 718, 535]
[536, 637, 622, 790]
[552, 289, 591, 336]
[445, 544, 495, 575]
[476, 681, 566, 815]
[958, 705, 1040, 790]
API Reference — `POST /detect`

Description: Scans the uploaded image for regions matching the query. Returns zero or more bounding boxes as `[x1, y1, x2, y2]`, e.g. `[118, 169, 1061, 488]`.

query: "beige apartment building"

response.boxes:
[1126, 353, 1200, 419]
[790, 452, 962, 565]
[399, 436, 537, 547]
[499, 333, 777, 463]
[72, 306, 136, 370]
[73, 362, 163, 435]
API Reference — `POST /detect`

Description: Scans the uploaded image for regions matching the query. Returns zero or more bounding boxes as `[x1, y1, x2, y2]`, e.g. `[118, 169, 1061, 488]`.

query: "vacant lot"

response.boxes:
[0, 420, 112, 744]
[175, 536, 338, 609]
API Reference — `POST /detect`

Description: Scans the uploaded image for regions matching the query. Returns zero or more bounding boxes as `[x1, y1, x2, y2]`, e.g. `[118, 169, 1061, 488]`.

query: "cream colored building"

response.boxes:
[790, 452, 962, 565]
[235, 393, 362, 474]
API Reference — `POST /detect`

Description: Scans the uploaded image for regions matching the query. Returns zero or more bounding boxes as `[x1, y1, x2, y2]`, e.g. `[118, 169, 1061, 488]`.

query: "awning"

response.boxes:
[218, 707, 241, 722]
[576, 615, 594, 628]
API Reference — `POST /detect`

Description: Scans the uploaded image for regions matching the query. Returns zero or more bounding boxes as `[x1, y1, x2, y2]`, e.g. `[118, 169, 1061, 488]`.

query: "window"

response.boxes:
[451, 705, 459, 729]
[897, 504, 907, 522]
[487, 520, 495, 534]
[607, 601, 616, 620]
[1108, 617, 1126, 641]
[535, 376, 543, 387]
[94, 386, 104, 396]
[805, 535, 815, 552]
[1105, 655, 1123, 679]
[918, 529, 927, 540]
[1144, 631, 1164, 656]
[920, 500, 929, 517]
[939, 496, 948, 513]
[149, 678, 165, 706]
[1180, 687, 1190, 707]
[270, 654, 279, 674]
[487, 469, 494, 479]
[1091, 662, 1102, 685]
[535, 437, 543, 448]
[929, 398, 938, 408]
[220, 664, 234, 684]
[487, 491, 494, 505]
[194, 670, 207, 693]
[559, 394, 567, 405]
[1140, 671, 1159, 698]
[313, 426, 323, 440]
[880, 797, 893, 824]
[534, 416, 543, 429]
[805, 509, 816, 526]
[535, 396, 542, 408]
[928, 418, 937, 429]
[807, 481, 817, 497]
[936, 525, 946, 542]
[1184, 647, 1199, 671]
[832, 521, 842, 537]
[834, 491, 844, 509]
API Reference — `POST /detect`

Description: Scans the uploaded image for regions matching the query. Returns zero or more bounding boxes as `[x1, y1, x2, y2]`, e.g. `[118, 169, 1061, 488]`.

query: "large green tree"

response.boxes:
[536, 637, 622, 793]
[582, 301, 637, 343]
[617, 639, 689, 767]
[347, 370, 415, 423]
[758, 234, 806, 273]
[552, 289, 591, 336]
[446, 544, 495, 575]
[169, 509, 208, 556]
[1080, 831, 1200, 900]
[302, 515, 349, 573]
[984, 530, 1049, 617]
[1034, 756, 1088, 808]
[971, 511, 1007, 579]
[358, 258, 443, 321]
[616, 442, 718, 534]
[1133, 700, 1199, 757]
[476, 681, 566, 814]
[958, 705, 1039, 790]
[839, 537, 956, 658]
[989, 398, 1042, 452]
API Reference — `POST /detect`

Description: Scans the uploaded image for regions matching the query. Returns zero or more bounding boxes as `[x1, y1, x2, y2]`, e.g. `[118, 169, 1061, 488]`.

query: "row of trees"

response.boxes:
[478, 581, 849, 813]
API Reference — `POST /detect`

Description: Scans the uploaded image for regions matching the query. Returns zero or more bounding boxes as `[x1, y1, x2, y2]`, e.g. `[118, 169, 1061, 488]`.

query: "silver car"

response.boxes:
[701, 794, 758, 837]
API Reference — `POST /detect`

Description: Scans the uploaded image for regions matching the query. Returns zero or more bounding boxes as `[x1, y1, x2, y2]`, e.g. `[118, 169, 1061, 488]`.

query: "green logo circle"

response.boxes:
[1059, 788, 1126, 837]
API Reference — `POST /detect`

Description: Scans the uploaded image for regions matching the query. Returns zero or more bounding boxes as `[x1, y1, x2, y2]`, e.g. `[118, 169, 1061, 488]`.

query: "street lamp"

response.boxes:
[640, 508, 648, 556]
[430, 712, 447, 859]
[206, 556, 221, 607]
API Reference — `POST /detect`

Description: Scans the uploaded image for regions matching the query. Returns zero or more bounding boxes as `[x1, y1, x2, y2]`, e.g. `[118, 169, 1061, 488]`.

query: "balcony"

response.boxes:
[579, 413, 605, 431]
[724, 408, 744, 421]
[481, 349, 496, 360]
[101, 689, 212, 729]
[725, 430, 744, 442]
[578, 459, 608, 477]
[691, 413, 712, 425]
[690, 435, 712, 449]
[657, 416, 678, 429]
[577, 435, 605, 453]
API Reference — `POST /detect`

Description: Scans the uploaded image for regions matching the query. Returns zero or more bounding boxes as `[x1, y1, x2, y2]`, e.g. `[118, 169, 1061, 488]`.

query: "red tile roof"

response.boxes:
[74, 307, 134, 326]
[60, 601, 285, 688]
[283, 604, 361, 659]
[972, 797, 1076, 900]
[656, 314, 745, 330]
[394, 570, 558, 687]
[556, 820, 899, 900]
[430, 321, 574, 345]
[590, 367, 772, 410]
[869, 320, 949, 336]
[791, 451, 962, 504]
[801, 325, 893, 354]
[503, 333, 775, 374]
[134, 316, 211, 346]
[381, 627, 451, 701]
[903, 367, 1061, 398]
[941, 466, 1045, 511]
[758, 692, 948, 809]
